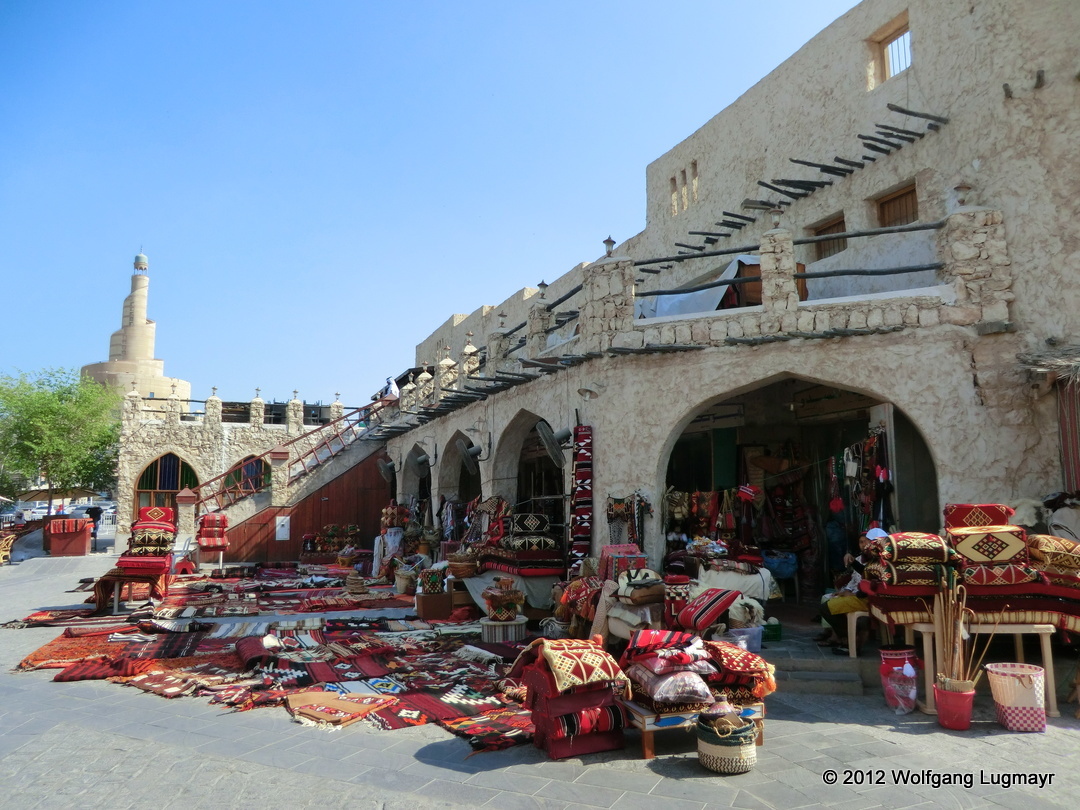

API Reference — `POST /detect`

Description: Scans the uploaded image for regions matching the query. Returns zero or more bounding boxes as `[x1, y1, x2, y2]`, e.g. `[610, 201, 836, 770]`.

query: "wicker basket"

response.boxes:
[447, 560, 478, 579]
[696, 719, 757, 774]
[395, 571, 417, 595]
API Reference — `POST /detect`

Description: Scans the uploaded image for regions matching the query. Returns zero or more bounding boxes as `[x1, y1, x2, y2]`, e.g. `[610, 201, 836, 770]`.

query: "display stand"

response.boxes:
[620, 700, 764, 759]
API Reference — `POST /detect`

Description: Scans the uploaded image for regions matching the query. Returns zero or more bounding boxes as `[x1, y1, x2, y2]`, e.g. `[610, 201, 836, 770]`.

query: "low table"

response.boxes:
[620, 699, 764, 759]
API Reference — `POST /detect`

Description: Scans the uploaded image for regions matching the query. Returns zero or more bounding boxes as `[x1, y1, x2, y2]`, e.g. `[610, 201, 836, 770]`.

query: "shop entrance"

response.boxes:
[662, 378, 938, 593]
[516, 421, 567, 539]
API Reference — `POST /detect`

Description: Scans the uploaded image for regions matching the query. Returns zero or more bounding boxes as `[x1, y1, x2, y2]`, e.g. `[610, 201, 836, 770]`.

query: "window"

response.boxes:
[878, 184, 918, 227]
[670, 177, 678, 216]
[680, 169, 689, 211]
[691, 161, 699, 203]
[868, 12, 911, 89]
[135, 453, 199, 519]
[813, 216, 848, 260]
[882, 27, 911, 79]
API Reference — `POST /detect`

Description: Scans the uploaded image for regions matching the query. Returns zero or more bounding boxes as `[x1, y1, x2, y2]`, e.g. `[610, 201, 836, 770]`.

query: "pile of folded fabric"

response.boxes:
[117, 506, 177, 576]
[862, 531, 962, 586]
[943, 503, 1041, 586]
[620, 630, 717, 712]
[510, 636, 629, 759]
[1025, 534, 1080, 589]
[477, 513, 566, 578]
[620, 629, 777, 709]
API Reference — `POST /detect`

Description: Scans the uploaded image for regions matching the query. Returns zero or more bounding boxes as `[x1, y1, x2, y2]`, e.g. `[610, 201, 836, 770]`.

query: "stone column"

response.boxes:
[461, 335, 480, 382]
[580, 257, 637, 353]
[330, 395, 344, 421]
[174, 488, 197, 536]
[165, 390, 182, 424]
[287, 393, 304, 435]
[485, 331, 511, 374]
[758, 226, 800, 315]
[205, 392, 222, 423]
[122, 389, 141, 427]
[436, 356, 457, 399]
[249, 396, 265, 426]
[526, 304, 555, 357]
[268, 445, 291, 507]
[939, 208, 1013, 327]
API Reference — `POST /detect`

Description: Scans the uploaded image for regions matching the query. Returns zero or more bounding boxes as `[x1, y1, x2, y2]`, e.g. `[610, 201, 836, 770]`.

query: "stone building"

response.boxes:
[107, 0, 1080, 571]
[369, 0, 1078, 571]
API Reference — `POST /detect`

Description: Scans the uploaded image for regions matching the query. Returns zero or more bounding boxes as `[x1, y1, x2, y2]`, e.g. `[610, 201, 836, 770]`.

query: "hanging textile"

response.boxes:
[569, 425, 594, 564]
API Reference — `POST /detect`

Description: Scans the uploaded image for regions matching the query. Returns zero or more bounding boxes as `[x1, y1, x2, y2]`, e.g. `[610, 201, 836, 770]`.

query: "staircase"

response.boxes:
[759, 631, 885, 696]
[190, 397, 397, 518]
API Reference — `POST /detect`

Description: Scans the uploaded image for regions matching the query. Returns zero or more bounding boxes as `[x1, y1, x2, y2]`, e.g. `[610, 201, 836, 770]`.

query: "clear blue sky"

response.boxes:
[0, 1, 858, 407]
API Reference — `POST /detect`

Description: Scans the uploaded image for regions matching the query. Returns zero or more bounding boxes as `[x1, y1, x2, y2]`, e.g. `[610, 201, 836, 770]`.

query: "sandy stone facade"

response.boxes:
[377, 0, 1076, 566]
[114, 390, 349, 535]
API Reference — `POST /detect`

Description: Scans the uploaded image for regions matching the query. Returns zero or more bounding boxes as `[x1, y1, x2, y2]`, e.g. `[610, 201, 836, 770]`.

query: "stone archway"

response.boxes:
[656, 373, 938, 589]
[437, 430, 482, 503]
[400, 442, 433, 503]
[133, 452, 200, 522]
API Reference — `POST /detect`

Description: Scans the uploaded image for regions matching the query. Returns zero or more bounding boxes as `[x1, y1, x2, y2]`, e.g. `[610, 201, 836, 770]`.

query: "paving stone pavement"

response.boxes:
[2, 549, 1079, 809]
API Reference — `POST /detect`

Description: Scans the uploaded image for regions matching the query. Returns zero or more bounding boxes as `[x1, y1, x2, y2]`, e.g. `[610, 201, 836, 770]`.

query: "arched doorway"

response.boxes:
[516, 419, 568, 537]
[662, 377, 938, 593]
[134, 453, 199, 519]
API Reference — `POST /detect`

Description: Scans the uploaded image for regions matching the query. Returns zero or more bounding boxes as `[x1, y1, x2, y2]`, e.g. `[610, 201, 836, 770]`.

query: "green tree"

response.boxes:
[0, 369, 121, 511]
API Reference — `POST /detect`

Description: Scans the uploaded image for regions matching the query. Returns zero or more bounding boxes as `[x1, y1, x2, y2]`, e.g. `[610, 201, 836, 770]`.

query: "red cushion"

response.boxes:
[199, 513, 228, 529]
[133, 520, 176, 534]
[677, 588, 742, 631]
[139, 506, 175, 524]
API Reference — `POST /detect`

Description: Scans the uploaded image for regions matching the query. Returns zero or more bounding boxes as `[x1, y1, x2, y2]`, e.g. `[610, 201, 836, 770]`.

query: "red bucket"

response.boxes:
[933, 685, 975, 730]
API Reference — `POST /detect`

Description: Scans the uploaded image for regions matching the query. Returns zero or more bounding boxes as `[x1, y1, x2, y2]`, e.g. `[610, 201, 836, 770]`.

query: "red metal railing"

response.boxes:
[192, 397, 396, 512]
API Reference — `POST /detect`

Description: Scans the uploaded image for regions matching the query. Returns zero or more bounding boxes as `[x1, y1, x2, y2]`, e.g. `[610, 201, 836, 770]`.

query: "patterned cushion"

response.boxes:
[535, 639, 630, 696]
[599, 544, 642, 581]
[132, 521, 176, 536]
[961, 563, 1041, 586]
[676, 588, 742, 631]
[498, 534, 559, 552]
[511, 513, 550, 535]
[863, 562, 944, 587]
[943, 503, 1016, 529]
[1036, 565, 1080, 589]
[1026, 535, 1080, 569]
[872, 532, 958, 565]
[138, 506, 175, 524]
[198, 513, 229, 529]
[947, 525, 1028, 565]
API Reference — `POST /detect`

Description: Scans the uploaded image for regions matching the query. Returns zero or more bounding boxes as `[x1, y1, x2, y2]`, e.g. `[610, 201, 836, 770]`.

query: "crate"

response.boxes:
[762, 622, 782, 642]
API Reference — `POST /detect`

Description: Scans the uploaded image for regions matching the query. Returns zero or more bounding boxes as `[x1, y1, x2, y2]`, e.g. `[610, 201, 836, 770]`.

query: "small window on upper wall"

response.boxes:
[670, 177, 679, 216]
[882, 27, 911, 79]
[878, 184, 918, 227]
[813, 216, 848, 260]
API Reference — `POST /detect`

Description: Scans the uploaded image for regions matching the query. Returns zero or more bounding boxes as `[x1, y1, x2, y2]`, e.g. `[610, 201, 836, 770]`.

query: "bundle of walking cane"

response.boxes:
[928, 569, 1005, 693]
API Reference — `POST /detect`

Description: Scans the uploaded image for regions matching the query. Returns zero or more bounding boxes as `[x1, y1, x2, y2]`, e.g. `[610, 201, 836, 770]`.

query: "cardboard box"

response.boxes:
[415, 591, 453, 620]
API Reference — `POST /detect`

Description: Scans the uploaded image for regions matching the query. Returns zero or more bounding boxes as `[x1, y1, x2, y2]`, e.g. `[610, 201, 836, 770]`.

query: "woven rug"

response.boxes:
[124, 632, 208, 660]
[16, 609, 125, 629]
[399, 685, 507, 720]
[18, 634, 128, 670]
[361, 700, 436, 730]
[439, 707, 535, 752]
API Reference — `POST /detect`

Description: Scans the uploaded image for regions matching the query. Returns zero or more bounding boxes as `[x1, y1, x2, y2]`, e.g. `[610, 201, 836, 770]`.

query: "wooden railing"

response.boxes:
[192, 397, 395, 512]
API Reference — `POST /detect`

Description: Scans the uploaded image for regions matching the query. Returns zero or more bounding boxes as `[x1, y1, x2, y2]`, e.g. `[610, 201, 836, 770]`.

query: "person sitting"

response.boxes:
[815, 527, 888, 655]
